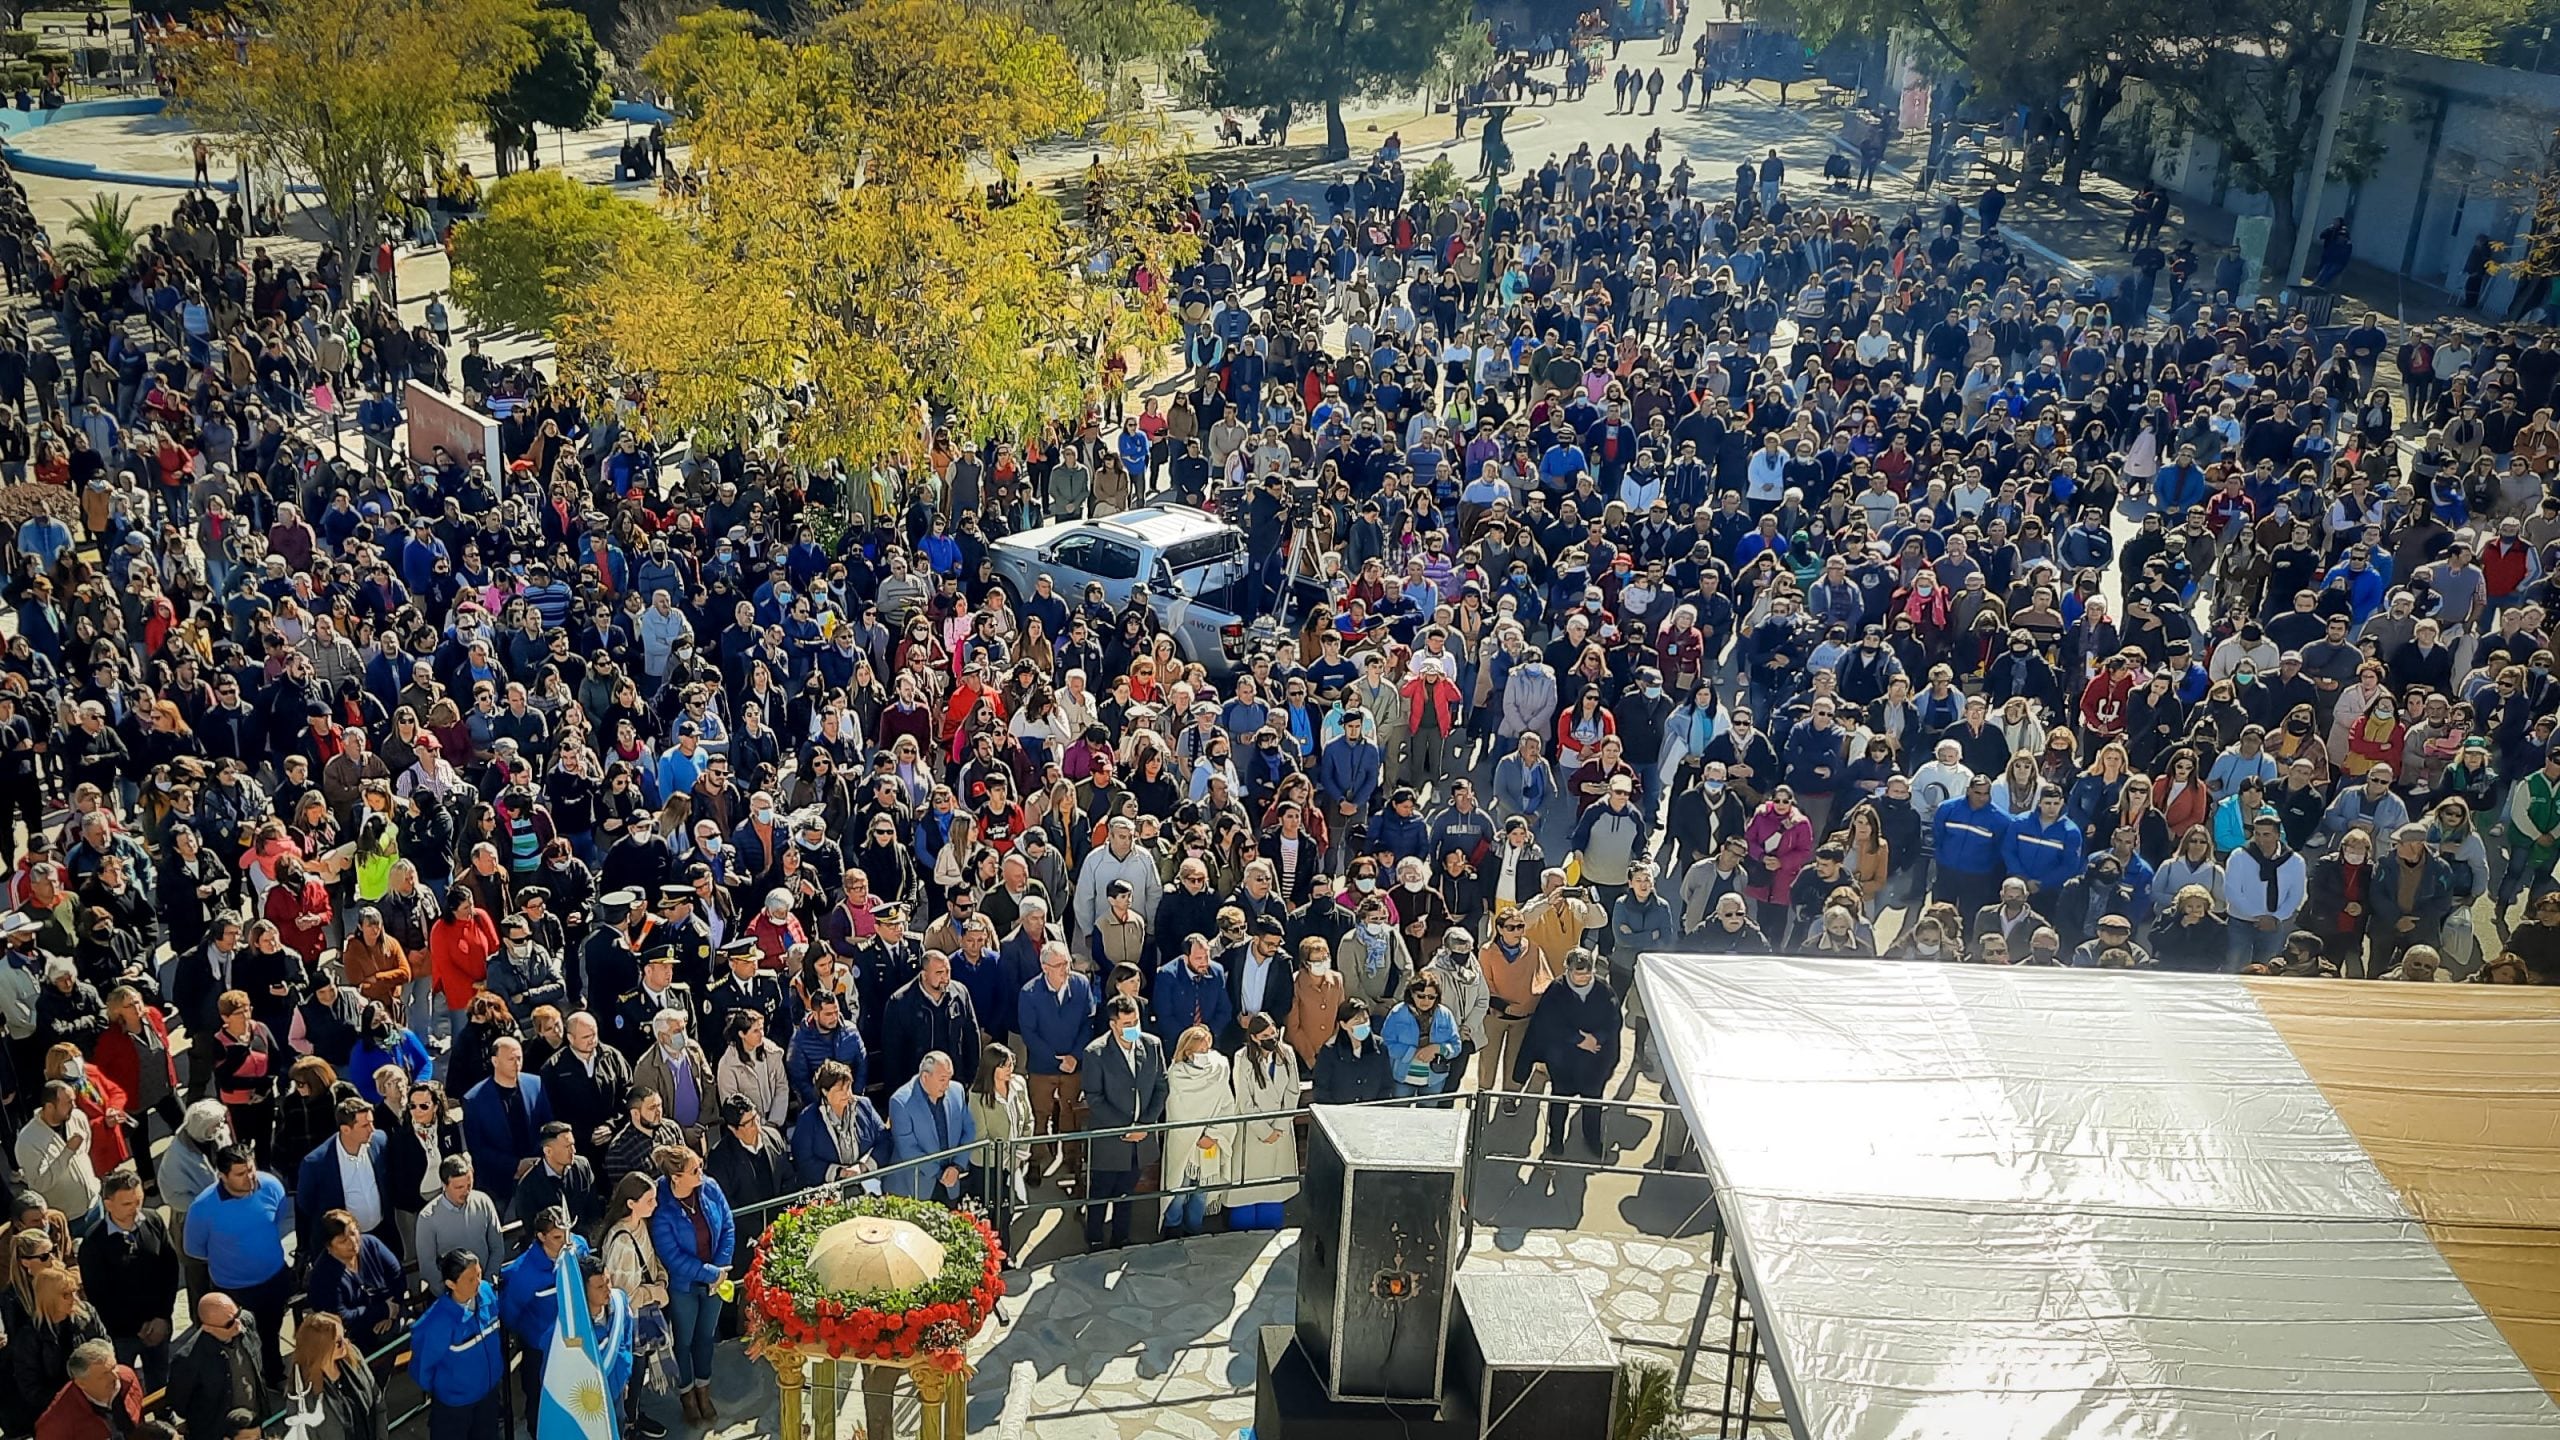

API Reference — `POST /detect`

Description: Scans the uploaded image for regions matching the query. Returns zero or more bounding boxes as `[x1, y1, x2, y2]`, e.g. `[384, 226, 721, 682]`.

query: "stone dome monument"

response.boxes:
[808, 1215, 947, 1293]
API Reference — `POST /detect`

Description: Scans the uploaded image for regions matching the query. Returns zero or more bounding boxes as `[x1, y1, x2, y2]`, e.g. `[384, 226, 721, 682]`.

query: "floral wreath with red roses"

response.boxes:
[741, 1195, 1007, 1363]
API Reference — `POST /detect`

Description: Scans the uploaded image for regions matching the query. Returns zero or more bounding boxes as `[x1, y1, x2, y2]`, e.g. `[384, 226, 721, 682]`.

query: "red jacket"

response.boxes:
[430, 910, 499, 1008]
[2482, 536, 2532, 599]
[2080, 669, 2139, 737]
[263, 880, 334, 964]
[73, 1072, 130, 1174]
[1401, 672, 1464, 738]
[91, 1008, 175, 1120]
[34, 1370, 142, 1440]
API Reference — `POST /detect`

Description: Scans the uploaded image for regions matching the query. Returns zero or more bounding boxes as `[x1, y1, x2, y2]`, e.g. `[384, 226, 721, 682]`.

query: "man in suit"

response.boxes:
[1079, 995, 1167, 1249]
[294, 1096, 396, 1259]
[1219, 914, 1295, 1050]
[510, 1121, 601, 1236]
[884, 1052, 977, 1203]
[461, 1036, 551, 1209]
[542, 1011, 631, 1163]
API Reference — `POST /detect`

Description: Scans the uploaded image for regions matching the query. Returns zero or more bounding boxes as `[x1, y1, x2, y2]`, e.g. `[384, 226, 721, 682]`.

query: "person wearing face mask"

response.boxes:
[485, 911, 566, 1017]
[2341, 690, 2408, 779]
[2053, 855, 2141, 954]
[1333, 896, 1412, 1011]
[1513, 950, 1620, 1156]
[1311, 997, 1392, 1105]
[1078, 996, 1166, 1251]
[2210, 621, 2281, 682]
[1225, 1013, 1299, 1230]
[1613, 668, 1676, 815]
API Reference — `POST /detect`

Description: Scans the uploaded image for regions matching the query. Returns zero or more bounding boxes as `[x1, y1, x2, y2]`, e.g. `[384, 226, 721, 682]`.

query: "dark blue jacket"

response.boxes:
[2001, 812, 2084, 895]
[1151, 958, 1234, 1047]
[1932, 796, 2011, 875]
[790, 1096, 888, 1188]
[1781, 723, 1848, 796]
[1016, 972, 1097, 1076]
[293, 1132, 391, 1258]
[1370, 809, 1431, 867]
[786, 1018, 867, 1106]
[461, 1074, 551, 1206]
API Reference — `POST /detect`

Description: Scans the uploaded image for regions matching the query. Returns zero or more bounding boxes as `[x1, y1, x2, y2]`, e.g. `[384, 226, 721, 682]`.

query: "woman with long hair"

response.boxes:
[2095, 775, 2173, 867]
[2150, 823, 2226, 919]
[965, 1041, 1032, 1206]
[1227, 1011, 1300, 1230]
[1160, 1025, 1237, 1239]
[1841, 804, 1892, 917]
[715, 1009, 790, 1131]
[2150, 748, 2211, 837]
[598, 1170, 673, 1439]
[283, 1310, 384, 1440]
[7, 1265, 105, 1424]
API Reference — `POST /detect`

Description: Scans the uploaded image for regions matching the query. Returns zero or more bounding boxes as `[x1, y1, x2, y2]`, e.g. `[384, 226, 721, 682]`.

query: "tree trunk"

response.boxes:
[1324, 97, 1348, 161]
[2263, 186, 2300, 291]
[2059, 70, 2124, 196]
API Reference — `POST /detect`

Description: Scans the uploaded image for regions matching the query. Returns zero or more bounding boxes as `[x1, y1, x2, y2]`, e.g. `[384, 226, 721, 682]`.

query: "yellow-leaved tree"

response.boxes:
[559, 0, 1197, 467]
[169, 0, 536, 256]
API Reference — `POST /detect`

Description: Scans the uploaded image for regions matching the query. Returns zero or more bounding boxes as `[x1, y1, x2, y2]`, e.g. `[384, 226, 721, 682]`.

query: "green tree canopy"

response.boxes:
[487, 6, 612, 169]
[171, 0, 535, 253]
[1197, 0, 1475, 159]
[450, 168, 666, 335]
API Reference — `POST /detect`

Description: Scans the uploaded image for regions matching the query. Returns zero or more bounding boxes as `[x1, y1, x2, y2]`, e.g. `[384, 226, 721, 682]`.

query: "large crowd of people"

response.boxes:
[0, 21, 2553, 1440]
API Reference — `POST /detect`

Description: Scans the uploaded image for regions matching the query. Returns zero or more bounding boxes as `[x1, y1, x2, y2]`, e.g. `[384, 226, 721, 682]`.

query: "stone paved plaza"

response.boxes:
[682, 1222, 1764, 1440]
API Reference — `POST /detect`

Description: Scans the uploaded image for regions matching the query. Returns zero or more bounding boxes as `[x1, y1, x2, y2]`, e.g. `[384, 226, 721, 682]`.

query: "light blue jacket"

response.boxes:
[883, 1077, 978, 1196]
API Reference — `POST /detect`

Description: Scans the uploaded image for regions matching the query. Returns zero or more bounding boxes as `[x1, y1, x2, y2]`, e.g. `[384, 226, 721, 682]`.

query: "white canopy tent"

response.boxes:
[1639, 953, 2560, 1440]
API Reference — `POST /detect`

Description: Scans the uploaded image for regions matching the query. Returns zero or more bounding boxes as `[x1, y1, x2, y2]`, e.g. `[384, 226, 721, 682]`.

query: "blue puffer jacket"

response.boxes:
[650, 1177, 738, 1293]
[787, 1018, 868, 1106]
[410, 1282, 506, 1406]
[1932, 797, 2011, 875]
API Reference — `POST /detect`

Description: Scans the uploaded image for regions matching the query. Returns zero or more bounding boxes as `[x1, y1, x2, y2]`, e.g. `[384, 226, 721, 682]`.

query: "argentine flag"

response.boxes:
[539, 1251, 619, 1440]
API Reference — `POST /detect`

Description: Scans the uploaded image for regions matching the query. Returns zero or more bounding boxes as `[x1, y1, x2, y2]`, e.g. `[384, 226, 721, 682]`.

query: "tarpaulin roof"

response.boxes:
[1640, 955, 2560, 1440]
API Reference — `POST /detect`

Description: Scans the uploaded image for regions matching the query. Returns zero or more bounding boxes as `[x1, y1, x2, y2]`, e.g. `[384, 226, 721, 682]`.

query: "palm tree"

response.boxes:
[59, 193, 140, 282]
[1612, 1359, 1679, 1440]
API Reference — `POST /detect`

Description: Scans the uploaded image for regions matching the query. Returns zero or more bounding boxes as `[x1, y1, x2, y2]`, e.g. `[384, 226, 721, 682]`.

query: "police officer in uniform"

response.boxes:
[849, 902, 923, 1054]
[653, 884, 716, 993]
[703, 938, 784, 1041]
[577, 890, 646, 1011]
[609, 945, 697, 1060]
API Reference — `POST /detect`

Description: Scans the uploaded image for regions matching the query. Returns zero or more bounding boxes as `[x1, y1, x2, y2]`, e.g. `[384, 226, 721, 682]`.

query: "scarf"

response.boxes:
[1354, 924, 1392, 976]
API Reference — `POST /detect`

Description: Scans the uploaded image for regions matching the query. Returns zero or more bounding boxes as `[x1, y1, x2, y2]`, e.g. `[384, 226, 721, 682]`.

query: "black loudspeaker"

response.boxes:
[1293, 1104, 1469, 1403]
[1253, 1326, 1471, 1440]
[1447, 1274, 1619, 1440]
